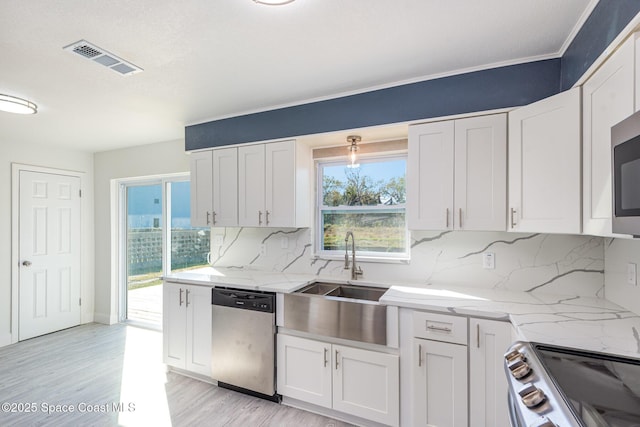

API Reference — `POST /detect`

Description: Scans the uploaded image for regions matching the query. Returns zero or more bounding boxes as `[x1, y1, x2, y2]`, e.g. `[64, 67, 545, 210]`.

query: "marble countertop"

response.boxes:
[380, 285, 640, 359]
[165, 267, 640, 359]
[163, 267, 317, 293]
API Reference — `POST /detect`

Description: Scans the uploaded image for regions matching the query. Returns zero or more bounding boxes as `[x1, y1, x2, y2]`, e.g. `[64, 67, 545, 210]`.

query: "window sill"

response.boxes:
[312, 253, 410, 265]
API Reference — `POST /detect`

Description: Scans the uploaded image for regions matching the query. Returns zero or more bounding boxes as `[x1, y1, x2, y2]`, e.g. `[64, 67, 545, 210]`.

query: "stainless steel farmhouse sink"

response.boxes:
[297, 282, 387, 301]
[283, 282, 388, 345]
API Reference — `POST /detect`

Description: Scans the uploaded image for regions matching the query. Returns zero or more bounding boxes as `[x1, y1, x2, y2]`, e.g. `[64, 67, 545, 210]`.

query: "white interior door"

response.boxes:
[19, 171, 81, 340]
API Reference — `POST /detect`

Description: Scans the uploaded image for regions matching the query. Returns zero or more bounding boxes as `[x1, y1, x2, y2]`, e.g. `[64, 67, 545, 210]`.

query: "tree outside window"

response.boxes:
[318, 156, 408, 258]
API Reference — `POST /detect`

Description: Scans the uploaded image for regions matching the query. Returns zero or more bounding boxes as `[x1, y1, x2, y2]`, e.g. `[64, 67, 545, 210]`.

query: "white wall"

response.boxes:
[0, 141, 94, 347]
[604, 238, 640, 314]
[93, 139, 189, 324]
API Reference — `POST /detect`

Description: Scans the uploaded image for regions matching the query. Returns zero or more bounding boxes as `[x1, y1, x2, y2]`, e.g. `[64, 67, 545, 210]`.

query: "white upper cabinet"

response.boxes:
[239, 139, 311, 228]
[408, 114, 506, 231]
[212, 147, 238, 227]
[454, 115, 507, 230]
[265, 141, 297, 228]
[508, 87, 582, 234]
[408, 120, 455, 230]
[189, 147, 238, 227]
[189, 150, 214, 227]
[238, 144, 266, 227]
[583, 33, 637, 237]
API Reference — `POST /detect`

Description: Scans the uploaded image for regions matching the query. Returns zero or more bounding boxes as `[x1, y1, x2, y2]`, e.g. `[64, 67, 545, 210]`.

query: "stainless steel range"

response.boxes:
[504, 341, 640, 427]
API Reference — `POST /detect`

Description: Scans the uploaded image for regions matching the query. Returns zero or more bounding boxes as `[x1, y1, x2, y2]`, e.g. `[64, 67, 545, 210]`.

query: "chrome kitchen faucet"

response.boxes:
[344, 231, 363, 280]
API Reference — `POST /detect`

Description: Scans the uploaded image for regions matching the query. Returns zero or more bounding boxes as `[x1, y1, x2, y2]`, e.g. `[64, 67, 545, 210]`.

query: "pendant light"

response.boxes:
[0, 94, 37, 115]
[347, 135, 361, 168]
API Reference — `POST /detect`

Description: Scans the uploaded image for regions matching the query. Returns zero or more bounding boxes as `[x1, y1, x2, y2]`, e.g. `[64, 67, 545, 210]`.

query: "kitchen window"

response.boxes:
[317, 155, 408, 260]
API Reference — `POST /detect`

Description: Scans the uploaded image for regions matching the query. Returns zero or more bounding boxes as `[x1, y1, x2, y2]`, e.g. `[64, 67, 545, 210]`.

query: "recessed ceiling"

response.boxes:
[0, 0, 597, 153]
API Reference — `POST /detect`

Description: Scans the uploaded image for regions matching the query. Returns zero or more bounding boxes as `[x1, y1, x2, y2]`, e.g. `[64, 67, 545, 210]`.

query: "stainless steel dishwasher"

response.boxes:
[211, 288, 277, 400]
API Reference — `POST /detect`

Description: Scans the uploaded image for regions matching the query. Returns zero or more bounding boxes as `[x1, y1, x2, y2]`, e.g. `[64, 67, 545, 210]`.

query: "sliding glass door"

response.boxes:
[121, 175, 210, 326]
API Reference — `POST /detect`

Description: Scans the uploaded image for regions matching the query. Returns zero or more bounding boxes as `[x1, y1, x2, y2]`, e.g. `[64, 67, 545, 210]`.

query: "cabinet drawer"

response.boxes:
[413, 311, 467, 345]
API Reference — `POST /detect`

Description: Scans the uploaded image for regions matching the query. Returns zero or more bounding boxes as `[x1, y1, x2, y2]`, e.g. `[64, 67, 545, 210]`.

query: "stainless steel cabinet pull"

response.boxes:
[212, 211, 217, 225]
[258, 211, 263, 225]
[459, 208, 463, 229]
[510, 208, 517, 228]
[265, 210, 270, 226]
[335, 349, 339, 370]
[186, 289, 191, 307]
[418, 344, 422, 367]
[427, 325, 452, 333]
[206, 211, 211, 225]
[445, 208, 450, 228]
[323, 348, 328, 367]
[179, 288, 184, 306]
[476, 324, 480, 348]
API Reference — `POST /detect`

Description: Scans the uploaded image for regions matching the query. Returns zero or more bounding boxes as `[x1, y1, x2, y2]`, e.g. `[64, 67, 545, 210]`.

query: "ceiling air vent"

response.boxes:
[63, 40, 143, 76]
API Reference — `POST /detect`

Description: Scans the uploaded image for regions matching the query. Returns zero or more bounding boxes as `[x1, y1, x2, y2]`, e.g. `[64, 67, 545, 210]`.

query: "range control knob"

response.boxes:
[518, 383, 546, 408]
[529, 416, 557, 427]
[508, 359, 532, 379]
[504, 348, 526, 363]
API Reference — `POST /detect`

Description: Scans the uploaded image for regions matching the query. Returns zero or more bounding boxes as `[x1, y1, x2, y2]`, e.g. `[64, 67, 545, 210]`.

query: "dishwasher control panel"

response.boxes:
[211, 288, 275, 313]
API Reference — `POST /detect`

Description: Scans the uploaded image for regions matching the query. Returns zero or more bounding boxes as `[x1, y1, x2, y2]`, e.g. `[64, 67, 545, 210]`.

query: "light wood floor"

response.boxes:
[0, 323, 353, 427]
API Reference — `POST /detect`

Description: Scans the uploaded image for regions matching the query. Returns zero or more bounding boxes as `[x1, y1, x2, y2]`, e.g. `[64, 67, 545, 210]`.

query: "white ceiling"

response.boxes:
[0, 0, 597, 153]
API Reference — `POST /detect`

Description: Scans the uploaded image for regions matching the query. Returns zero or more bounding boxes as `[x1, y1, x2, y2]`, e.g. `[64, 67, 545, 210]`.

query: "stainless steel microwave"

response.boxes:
[612, 109, 640, 236]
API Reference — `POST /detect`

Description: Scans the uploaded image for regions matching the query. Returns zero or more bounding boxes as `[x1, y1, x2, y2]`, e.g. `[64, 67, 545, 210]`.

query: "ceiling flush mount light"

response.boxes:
[253, 0, 295, 5]
[0, 94, 37, 115]
[347, 135, 361, 168]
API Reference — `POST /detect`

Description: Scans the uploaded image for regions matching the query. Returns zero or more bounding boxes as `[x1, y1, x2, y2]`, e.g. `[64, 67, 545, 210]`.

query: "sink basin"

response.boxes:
[325, 285, 386, 301]
[297, 282, 385, 302]
[284, 282, 388, 345]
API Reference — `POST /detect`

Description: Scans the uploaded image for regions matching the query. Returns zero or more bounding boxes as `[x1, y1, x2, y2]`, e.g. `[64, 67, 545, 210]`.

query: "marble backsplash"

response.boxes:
[209, 228, 604, 297]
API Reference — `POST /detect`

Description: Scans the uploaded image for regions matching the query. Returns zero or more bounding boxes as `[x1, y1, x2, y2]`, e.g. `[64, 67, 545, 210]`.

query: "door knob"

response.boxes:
[22, 260, 32, 267]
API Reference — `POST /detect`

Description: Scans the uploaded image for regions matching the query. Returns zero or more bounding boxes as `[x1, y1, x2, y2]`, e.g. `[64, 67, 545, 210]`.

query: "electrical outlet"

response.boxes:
[627, 263, 637, 286]
[280, 236, 289, 249]
[213, 234, 224, 247]
[482, 252, 495, 269]
[259, 243, 267, 257]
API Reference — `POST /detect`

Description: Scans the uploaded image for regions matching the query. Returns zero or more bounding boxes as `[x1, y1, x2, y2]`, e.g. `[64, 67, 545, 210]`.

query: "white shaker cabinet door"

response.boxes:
[408, 121, 455, 230]
[469, 318, 512, 427]
[212, 147, 238, 227]
[265, 140, 296, 227]
[414, 339, 468, 427]
[163, 282, 187, 370]
[184, 285, 212, 377]
[583, 33, 636, 237]
[454, 114, 507, 231]
[508, 87, 582, 234]
[238, 144, 266, 227]
[277, 334, 332, 409]
[332, 344, 399, 427]
[189, 150, 213, 227]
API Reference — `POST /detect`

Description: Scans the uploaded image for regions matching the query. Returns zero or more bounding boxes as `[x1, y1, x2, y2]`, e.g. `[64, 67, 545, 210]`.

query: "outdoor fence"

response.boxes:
[127, 228, 210, 275]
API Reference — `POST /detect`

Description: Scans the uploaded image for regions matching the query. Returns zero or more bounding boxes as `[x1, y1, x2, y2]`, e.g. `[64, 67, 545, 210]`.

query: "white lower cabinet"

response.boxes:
[163, 281, 212, 377]
[469, 318, 512, 427]
[277, 334, 399, 426]
[414, 338, 468, 427]
[409, 311, 511, 427]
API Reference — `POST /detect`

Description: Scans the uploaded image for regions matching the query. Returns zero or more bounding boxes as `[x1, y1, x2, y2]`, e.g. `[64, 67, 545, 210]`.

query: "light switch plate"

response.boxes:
[483, 252, 495, 269]
[627, 263, 637, 286]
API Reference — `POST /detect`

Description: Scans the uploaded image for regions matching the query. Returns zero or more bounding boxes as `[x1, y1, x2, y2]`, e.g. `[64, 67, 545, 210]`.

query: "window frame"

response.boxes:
[315, 153, 410, 261]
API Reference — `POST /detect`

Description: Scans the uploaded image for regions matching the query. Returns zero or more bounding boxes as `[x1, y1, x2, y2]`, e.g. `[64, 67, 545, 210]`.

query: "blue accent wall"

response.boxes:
[186, 3, 640, 151]
[561, 0, 640, 91]
[186, 60, 560, 150]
